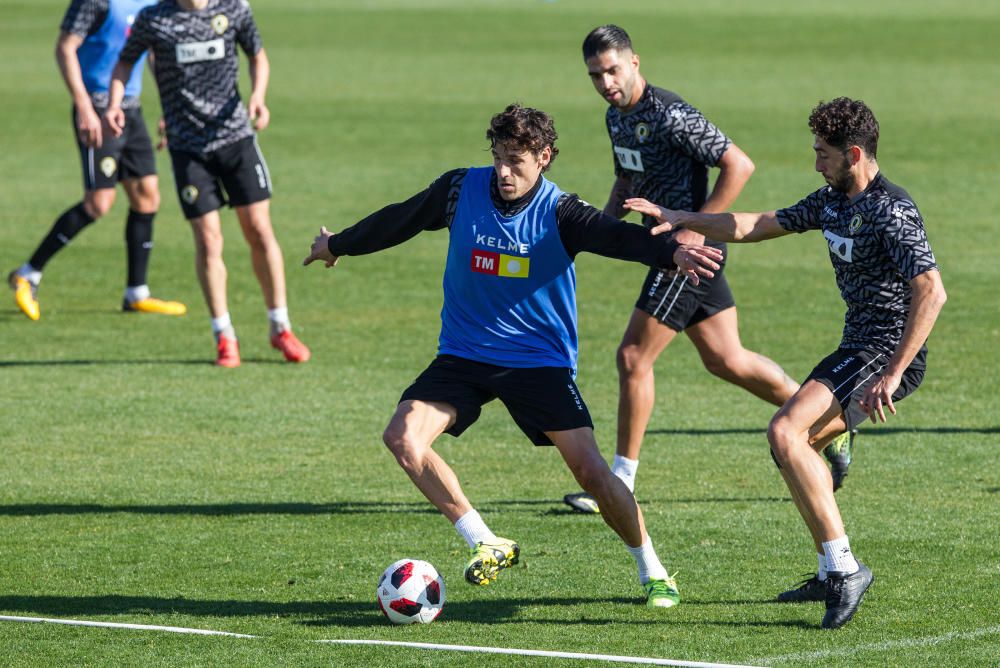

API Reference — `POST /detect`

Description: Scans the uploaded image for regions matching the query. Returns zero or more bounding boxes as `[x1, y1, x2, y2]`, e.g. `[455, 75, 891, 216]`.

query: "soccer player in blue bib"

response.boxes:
[8, 0, 186, 321]
[626, 97, 946, 628]
[305, 104, 724, 607]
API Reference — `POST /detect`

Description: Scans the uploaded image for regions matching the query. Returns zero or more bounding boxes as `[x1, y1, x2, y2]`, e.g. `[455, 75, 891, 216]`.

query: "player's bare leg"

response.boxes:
[550, 427, 679, 607]
[769, 381, 872, 626]
[383, 399, 517, 585]
[687, 307, 798, 405]
[188, 210, 228, 319]
[235, 200, 285, 312]
[382, 400, 470, 522]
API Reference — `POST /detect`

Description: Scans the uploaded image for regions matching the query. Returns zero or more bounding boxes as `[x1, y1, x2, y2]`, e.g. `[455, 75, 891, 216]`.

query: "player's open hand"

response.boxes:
[303, 226, 339, 268]
[859, 373, 900, 423]
[77, 105, 103, 148]
[624, 197, 678, 235]
[673, 244, 723, 286]
[104, 106, 126, 139]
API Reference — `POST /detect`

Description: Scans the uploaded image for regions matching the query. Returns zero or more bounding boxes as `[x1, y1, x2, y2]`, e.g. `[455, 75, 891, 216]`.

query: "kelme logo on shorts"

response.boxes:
[211, 14, 229, 35]
[849, 214, 864, 235]
[99, 157, 117, 178]
[181, 185, 199, 204]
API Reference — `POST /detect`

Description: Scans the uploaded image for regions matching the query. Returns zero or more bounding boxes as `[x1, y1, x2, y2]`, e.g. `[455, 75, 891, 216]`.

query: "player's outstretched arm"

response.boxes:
[624, 197, 788, 243]
[303, 227, 340, 269]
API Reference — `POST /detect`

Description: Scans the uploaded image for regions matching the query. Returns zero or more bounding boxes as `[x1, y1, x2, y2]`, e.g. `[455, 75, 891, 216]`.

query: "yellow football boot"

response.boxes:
[8, 271, 40, 321]
[122, 296, 187, 316]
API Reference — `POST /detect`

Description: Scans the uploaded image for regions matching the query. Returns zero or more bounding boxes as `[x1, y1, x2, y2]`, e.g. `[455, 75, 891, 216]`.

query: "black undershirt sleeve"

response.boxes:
[555, 193, 679, 268]
[327, 169, 465, 257]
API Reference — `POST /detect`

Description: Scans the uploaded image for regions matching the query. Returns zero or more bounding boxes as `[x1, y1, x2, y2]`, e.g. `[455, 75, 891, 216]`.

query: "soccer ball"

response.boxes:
[376, 558, 445, 624]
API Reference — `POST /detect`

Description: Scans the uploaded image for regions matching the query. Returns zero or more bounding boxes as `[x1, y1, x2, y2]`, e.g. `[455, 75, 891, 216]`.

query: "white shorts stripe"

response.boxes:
[86, 147, 96, 190]
[831, 354, 886, 400]
[652, 274, 688, 321]
[252, 135, 272, 192]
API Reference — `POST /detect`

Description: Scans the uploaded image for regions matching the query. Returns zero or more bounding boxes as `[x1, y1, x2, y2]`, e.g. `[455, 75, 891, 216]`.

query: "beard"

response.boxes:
[827, 158, 856, 193]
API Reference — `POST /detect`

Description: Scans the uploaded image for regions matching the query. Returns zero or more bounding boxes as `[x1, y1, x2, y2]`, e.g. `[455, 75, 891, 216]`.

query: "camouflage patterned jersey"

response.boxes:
[606, 84, 731, 244]
[118, 0, 263, 154]
[776, 173, 939, 357]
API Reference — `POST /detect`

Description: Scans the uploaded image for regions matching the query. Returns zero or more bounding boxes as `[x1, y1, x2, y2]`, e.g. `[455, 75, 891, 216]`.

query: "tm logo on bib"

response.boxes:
[176, 38, 225, 64]
[824, 230, 854, 263]
[470, 250, 530, 278]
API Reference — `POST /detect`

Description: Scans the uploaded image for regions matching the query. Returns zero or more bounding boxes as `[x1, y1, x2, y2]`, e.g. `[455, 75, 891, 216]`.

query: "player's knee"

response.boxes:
[702, 352, 741, 381]
[767, 416, 795, 466]
[382, 425, 422, 468]
[616, 343, 652, 379]
[83, 191, 115, 219]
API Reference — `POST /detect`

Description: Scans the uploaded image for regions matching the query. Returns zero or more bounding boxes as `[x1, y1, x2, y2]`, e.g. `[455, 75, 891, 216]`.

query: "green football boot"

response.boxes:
[464, 537, 520, 586]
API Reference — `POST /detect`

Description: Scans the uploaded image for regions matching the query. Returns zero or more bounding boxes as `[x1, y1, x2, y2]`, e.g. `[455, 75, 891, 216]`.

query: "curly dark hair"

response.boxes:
[582, 24, 633, 61]
[808, 97, 879, 158]
[486, 104, 559, 172]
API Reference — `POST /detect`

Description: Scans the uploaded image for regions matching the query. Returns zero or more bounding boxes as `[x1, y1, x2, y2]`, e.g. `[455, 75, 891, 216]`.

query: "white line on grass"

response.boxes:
[0, 614, 762, 667]
[0, 615, 257, 638]
[318, 639, 765, 667]
[757, 625, 1000, 665]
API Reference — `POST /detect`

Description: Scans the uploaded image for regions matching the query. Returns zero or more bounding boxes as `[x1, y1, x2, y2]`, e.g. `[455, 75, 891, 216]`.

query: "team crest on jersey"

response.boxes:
[99, 157, 117, 178]
[181, 185, 199, 204]
[211, 14, 229, 35]
[848, 214, 864, 235]
[635, 122, 651, 144]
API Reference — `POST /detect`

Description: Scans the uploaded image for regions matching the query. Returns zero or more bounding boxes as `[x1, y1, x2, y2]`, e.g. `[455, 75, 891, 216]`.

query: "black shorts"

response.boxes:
[806, 347, 926, 430]
[634, 252, 734, 332]
[75, 105, 156, 191]
[169, 136, 272, 218]
[399, 354, 594, 446]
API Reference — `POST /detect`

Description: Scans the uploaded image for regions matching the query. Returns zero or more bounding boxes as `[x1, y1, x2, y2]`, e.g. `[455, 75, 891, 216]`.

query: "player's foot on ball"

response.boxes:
[644, 575, 680, 608]
[776, 573, 826, 602]
[8, 271, 40, 321]
[563, 491, 600, 514]
[822, 562, 873, 629]
[270, 329, 311, 363]
[464, 537, 519, 586]
[824, 429, 857, 492]
[122, 296, 188, 316]
[215, 334, 240, 368]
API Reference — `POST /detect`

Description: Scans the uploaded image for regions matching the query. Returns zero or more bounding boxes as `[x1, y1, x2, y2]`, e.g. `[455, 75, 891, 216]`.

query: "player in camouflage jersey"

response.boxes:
[105, 0, 309, 367]
[626, 97, 947, 629]
[564, 25, 800, 514]
[7, 0, 186, 322]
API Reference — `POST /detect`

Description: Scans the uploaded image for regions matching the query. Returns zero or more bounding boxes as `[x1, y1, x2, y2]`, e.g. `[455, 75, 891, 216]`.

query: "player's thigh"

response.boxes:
[383, 400, 458, 453]
[234, 200, 277, 245]
[547, 427, 605, 474]
[120, 174, 160, 213]
[186, 209, 225, 255]
[117, 107, 157, 186]
[770, 380, 843, 446]
[685, 306, 742, 363]
[218, 136, 271, 209]
[618, 308, 679, 370]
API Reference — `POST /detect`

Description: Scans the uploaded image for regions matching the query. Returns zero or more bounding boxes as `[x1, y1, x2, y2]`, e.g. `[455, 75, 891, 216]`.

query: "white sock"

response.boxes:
[268, 307, 290, 334]
[611, 454, 639, 493]
[454, 509, 497, 549]
[822, 536, 860, 575]
[626, 538, 668, 584]
[211, 313, 235, 340]
[817, 553, 828, 581]
[124, 284, 150, 304]
[18, 263, 41, 285]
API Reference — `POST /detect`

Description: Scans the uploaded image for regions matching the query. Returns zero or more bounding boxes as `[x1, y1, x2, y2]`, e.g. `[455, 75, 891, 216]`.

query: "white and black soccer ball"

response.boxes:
[376, 558, 445, 624]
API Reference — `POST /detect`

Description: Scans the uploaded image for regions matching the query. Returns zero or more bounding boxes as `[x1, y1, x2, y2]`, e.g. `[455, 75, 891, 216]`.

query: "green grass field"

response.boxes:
[2, 1, 999, 665]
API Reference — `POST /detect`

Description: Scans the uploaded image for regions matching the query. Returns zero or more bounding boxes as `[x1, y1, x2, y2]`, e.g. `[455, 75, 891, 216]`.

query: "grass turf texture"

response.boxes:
[1, 0, 998, 665]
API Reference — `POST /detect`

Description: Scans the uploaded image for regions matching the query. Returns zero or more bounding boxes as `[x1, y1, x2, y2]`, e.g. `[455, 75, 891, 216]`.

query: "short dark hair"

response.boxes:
[808, 97, 880, 158]
[582, 24, 633, 61]
[486, 104, 559, 171]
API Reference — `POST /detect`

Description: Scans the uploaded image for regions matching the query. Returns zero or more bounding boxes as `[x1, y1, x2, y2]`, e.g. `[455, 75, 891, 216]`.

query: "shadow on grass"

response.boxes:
[0, 594, 684, 627]
[0, 501, 441, 517]
[648, 426, 1000, 436]
[0, 358, 286, 367]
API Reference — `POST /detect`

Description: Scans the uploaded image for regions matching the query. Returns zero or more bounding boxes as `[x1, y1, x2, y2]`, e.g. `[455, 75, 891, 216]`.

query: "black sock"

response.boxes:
[125, 209, 155, 288]
[28, 202, 96, 270]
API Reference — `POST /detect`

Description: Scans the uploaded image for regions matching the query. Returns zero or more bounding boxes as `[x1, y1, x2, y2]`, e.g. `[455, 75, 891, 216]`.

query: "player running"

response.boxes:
[8, 0, 186, 321]
[304, 104, 724, 608]
[563, 25, 809, 514]
[106, 0, 309, 367]
[626, 97, 946, 628]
